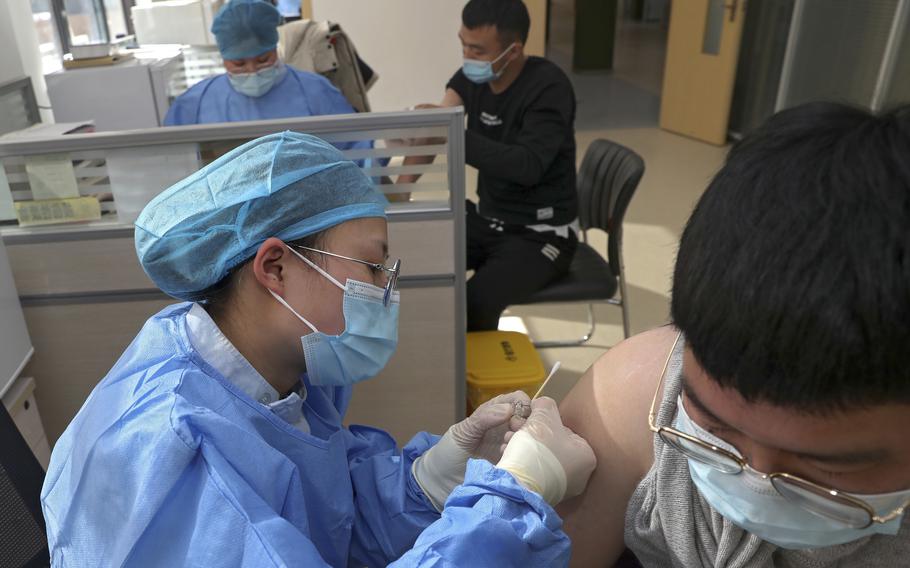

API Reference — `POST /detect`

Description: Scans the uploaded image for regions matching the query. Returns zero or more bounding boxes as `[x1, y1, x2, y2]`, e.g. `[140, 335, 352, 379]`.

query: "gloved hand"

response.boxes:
[412, 391, 531, 511]
[496, 397, 596, 506]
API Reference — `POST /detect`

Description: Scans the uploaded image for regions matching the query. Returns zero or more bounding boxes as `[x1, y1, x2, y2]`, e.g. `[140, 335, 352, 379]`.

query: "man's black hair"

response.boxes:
[671, 102, 910, 412]
[462, 0, 531, 45]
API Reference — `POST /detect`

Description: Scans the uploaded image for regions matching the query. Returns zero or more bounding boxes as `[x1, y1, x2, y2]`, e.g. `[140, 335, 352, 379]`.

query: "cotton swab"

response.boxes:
[532, 361, 562, 400]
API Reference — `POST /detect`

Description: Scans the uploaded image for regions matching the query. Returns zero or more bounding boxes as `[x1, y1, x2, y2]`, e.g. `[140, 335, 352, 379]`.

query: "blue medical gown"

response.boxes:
[41, 303, 571, 567]
[164, 67, 355, 126]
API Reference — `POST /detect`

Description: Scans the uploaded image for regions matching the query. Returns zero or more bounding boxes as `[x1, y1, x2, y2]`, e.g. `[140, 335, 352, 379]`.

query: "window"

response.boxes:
[30, 0, 135, 75]
[30, 0, 65, 74]
[64, 0, 109, 45]
[102, 0, 130, 40]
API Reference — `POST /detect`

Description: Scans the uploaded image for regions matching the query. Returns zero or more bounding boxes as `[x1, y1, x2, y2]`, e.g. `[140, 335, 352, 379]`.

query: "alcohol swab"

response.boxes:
[532, 361, 562, 400]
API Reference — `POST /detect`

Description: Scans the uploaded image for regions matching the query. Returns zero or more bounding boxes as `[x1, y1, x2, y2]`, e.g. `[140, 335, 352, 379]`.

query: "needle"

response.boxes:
[532, 361, 562, 400]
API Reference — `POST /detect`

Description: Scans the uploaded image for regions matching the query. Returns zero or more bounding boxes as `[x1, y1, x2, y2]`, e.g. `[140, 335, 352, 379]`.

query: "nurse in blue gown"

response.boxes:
[40, 132, 596, 566]
[164, 0, 356, 127]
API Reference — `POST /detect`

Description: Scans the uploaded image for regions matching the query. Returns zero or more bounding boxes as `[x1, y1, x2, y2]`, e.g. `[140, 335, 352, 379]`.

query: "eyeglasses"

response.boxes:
[649, 332, 910, 529]
[292, 245, 401, 307]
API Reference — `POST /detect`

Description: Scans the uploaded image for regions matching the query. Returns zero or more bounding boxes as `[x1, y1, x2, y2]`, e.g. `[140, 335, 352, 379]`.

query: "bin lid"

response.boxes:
[466, 331, 546, 386]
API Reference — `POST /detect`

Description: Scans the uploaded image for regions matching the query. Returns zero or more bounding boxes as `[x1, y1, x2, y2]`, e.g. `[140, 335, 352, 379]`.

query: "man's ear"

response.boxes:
[252, 237, 289, 294]
[508, 41, 524, 60]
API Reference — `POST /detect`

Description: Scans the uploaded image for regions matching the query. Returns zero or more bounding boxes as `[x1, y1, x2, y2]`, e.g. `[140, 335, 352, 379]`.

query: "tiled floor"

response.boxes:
[481, 5, 730, 403]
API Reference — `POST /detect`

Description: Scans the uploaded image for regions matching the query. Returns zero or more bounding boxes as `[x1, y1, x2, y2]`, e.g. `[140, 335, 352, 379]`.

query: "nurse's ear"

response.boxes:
[251, 237, 292, 295]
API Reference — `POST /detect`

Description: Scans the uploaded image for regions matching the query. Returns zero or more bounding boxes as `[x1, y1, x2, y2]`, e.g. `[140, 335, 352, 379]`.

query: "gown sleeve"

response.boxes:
[345, 429, 570, 568]
[345, 425, 443, 566]
[296, 71, 373, 156]
[163, 84, 204, 126]
[389, 459, 571, 567]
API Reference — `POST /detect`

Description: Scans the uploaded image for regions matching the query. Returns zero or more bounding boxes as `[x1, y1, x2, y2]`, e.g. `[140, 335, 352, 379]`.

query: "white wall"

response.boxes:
[0, 8, 28, 83]
[312, 0, 466, 111]
[0, 1, 54, 122]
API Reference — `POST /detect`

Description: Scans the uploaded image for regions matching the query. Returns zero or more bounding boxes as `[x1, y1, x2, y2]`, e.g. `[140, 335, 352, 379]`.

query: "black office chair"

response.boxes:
[0, 403, 50, 567]
[515, 139, 645, 347]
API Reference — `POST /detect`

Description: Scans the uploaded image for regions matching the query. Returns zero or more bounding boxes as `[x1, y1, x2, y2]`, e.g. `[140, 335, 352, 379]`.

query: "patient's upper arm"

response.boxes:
[557, 327, 678, 567]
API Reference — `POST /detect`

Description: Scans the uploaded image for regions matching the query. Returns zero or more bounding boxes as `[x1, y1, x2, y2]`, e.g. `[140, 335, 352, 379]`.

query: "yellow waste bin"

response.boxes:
[466, 331, 546, 414]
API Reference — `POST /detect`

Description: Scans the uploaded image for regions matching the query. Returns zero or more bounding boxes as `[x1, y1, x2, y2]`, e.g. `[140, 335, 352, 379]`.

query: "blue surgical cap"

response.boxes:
[135, 131, 387, 300]
[212, 0, 281, 60]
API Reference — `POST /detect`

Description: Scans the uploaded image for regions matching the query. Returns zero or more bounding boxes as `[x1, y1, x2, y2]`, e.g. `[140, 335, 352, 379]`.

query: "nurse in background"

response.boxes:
[164, 0, 356, 126]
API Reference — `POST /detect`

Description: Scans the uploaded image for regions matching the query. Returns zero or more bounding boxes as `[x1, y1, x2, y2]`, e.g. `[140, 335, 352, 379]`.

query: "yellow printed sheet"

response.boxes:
[15, 196, 101, 227]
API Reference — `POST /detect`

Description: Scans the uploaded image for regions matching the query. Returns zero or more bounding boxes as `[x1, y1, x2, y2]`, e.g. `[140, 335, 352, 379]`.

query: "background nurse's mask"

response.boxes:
[228, 61, 288, 97]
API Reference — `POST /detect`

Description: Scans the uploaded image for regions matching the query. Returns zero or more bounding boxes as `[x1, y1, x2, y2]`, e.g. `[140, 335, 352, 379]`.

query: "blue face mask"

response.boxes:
[462, 43, 516, 84]
[228, 61, 287, 98]
[269, 246, 399, 387]
[674, 396, 909, 549]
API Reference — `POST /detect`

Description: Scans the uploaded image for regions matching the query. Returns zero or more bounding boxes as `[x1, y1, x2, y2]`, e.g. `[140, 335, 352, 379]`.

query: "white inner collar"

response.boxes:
[185, 302, 281, 405]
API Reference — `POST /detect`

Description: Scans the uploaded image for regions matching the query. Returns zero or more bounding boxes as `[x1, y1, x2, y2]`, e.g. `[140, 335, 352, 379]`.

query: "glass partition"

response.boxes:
[0, 78, 41, 138]
[0, 108, 465, 229]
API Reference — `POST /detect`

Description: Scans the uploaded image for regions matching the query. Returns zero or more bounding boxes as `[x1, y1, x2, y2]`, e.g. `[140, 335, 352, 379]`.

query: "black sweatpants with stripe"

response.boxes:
[466, 201, 578, 331]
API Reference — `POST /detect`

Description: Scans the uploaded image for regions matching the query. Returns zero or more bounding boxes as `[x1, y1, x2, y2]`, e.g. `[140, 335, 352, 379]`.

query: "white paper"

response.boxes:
[0, 166, 14, 221]
[25, 153, 80, 200]
[0, 121, 95, 140]
[106, 144, 200, 223]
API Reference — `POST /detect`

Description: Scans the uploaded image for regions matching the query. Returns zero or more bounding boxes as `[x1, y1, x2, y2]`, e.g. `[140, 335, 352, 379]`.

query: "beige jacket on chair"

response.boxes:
[277, 19, 376, 113]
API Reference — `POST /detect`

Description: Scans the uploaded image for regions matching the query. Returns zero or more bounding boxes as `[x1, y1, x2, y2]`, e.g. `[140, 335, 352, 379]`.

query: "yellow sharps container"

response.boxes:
[465, 331, 546, 414]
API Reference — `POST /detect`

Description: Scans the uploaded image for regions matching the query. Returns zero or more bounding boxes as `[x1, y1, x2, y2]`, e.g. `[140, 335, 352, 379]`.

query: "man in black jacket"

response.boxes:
[404, 0, 578, 331]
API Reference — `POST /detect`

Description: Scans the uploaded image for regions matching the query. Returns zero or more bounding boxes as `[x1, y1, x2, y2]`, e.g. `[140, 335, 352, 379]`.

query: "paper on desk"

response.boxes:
[25, 153, 80, 200]
[0, 166, 14, 221]
[15, 196, 101, 227]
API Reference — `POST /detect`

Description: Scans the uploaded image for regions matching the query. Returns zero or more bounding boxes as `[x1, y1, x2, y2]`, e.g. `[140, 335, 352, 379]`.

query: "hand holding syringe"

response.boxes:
[512, 361, 561, 419]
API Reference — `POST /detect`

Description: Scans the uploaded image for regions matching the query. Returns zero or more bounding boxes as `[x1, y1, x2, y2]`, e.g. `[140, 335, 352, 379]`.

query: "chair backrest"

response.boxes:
[0, 403, 49, 567]
[576, 139, 645, 277]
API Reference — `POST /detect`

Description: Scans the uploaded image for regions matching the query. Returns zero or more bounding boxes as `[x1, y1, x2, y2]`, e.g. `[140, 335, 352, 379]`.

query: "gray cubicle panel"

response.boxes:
[0, 77, 40, 137]
[0, 238, 33, 398]
[0, 109, 466, 445]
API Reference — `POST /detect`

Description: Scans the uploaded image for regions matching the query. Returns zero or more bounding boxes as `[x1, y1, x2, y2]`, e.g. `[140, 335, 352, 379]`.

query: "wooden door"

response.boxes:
[660, 0, 747, 145]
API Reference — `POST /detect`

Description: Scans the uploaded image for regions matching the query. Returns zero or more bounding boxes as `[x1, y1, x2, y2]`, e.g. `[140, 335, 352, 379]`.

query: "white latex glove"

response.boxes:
[496, 397, 596, 506]
[412, 390, 531, 511]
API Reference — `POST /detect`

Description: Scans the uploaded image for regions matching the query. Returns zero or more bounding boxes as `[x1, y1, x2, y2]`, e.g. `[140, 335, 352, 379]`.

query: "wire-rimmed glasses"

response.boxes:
[648, 332, 910, 529]
[292, 245, 401, 307]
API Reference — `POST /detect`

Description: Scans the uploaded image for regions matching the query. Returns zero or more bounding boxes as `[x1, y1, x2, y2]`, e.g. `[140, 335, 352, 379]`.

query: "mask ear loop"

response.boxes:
[269, 289, 319, 333]
[491, 42, 518, 78]
[267, 245, 347, 333]
[287, 246, 346, 291]
[493, 42, 518, 64]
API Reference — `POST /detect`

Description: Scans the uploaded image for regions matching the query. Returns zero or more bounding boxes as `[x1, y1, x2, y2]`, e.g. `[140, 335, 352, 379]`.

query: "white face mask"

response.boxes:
[228, 61, 287, 98]
[675, 396, 910, 549]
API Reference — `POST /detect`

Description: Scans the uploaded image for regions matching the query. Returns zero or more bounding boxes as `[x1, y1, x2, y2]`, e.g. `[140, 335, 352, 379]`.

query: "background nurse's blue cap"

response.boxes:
[212, 0, 281, 60]
[135, 131, 387, 301]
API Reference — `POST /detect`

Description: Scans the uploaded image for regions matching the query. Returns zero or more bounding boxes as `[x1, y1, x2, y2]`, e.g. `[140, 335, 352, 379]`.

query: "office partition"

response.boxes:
[0, 108, 466, 444]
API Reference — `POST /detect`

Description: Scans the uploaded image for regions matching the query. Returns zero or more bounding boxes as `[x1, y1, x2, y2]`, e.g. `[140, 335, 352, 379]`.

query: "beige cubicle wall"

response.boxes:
[0, 109, 466, 445]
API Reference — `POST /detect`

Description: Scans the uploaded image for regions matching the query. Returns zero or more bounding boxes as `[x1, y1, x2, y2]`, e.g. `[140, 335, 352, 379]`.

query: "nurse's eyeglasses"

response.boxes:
[292, 245, 401, 307]
[649, 332, 910, 530]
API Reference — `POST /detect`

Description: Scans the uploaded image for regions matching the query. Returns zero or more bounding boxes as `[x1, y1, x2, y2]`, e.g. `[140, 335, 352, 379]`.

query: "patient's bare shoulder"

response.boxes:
[557, 326, 678, 567]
